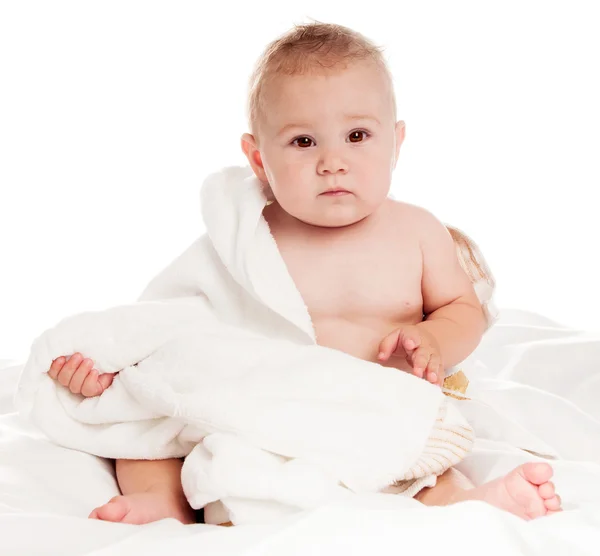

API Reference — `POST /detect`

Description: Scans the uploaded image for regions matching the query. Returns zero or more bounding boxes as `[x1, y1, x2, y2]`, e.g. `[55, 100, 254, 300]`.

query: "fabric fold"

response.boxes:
[15, 165, 483, 524]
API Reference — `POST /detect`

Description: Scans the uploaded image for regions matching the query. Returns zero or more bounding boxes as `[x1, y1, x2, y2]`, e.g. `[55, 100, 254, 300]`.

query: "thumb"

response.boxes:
[378, 329, 401, 361]
[398, 326, 421, 353]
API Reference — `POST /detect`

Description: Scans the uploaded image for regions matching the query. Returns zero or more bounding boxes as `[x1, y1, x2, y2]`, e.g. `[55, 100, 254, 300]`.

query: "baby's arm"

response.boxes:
[416, 210, 487, 368]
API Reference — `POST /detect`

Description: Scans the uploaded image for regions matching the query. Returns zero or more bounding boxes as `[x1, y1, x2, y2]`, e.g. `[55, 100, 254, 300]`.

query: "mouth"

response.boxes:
[320, 189, 351, 196]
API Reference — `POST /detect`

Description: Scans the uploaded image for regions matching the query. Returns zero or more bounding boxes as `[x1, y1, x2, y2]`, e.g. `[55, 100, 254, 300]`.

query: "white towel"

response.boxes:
[15, 166, 473, 524]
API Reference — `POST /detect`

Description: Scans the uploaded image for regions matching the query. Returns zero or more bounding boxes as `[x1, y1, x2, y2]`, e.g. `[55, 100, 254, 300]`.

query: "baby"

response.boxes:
[47, 21, 561, 525]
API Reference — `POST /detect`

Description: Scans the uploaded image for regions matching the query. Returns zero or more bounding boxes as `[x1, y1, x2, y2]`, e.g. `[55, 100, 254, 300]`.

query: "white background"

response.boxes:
[1, 1, 599, 361]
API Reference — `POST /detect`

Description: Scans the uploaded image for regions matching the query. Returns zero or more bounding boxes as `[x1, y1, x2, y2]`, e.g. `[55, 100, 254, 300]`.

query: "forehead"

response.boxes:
[262, 61, 392, 128]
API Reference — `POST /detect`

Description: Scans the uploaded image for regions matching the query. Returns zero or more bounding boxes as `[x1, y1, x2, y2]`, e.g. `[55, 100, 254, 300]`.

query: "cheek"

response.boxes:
[264, 146, 298, 171]
[357, 147, 392, 175]
[261, 154, 307, 202]
[372, 145, 397, 179]
[358, 151, 393, 200]
[271, 154, 309, 185]
[260, 149, 287, 183]
[356, 141, 393, 163]
[279, 148, 311, 168]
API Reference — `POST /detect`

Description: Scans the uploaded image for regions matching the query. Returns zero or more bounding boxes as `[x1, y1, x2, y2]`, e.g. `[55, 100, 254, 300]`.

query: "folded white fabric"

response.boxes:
[15, 166, 473, 524]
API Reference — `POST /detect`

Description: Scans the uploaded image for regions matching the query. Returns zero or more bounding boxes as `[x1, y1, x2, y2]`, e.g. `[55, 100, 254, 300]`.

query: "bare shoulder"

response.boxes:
[385, 199, 447, 239]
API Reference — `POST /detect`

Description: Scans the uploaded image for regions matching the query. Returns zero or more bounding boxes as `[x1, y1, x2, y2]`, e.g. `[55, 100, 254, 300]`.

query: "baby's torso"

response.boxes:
[204, 200, 430, 525]
[264, 200, 424, 371]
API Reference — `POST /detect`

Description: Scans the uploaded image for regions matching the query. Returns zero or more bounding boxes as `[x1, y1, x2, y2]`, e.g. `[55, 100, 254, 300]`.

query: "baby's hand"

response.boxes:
[378, 325, 444, 386]
[47, 352, 115, 397]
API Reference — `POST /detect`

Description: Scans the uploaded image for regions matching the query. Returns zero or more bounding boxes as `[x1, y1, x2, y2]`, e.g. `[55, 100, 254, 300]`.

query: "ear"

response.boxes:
[241, 133, 268, 183]
[392, 120, 406, 169]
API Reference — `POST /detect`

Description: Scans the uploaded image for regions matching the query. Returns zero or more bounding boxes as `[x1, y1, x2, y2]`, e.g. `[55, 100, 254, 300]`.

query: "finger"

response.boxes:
[430, 369, 445, 387]
[81, 369, 102, 397]
[378, 330, 400, 361]
[411, 348, 431, 378]
[401, 328, 421, 352]
[538, 481, 555, 499]
[57, 353, 83, 387]
[544, 495, 561, 512]
[98, 372, 115, 390]
[48, 356, 66, 379]
[69, 359, 94, 394]
[426, 355, 441, 384]
[88, 509, 99, 519]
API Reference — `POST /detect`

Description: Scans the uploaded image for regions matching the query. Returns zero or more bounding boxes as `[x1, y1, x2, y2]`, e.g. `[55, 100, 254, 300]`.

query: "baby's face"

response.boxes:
[254, 61, 404, 228]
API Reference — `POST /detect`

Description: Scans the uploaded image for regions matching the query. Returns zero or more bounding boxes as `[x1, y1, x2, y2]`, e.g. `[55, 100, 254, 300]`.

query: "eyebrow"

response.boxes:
[276, 115, 380, 137]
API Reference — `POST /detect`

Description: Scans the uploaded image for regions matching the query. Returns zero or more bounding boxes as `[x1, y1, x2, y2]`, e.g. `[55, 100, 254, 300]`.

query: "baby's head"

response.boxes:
[241, 21, 405, 228]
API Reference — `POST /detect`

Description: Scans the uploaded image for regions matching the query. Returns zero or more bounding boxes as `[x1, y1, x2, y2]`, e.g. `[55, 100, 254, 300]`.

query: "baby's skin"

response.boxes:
[48, 354, 195, 525]
[48, 354, 562, 524]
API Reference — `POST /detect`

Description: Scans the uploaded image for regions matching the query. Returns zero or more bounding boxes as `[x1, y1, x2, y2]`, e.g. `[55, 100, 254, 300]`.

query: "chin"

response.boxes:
[299, 209, 372, 229]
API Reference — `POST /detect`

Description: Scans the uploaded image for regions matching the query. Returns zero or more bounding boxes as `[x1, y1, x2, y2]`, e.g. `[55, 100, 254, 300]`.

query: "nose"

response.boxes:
[317, 148, 348, 175]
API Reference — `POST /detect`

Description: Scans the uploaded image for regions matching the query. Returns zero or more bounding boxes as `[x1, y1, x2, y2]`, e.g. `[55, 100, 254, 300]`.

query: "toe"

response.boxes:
[544, 495, 562, 512]
[521, 462, 553, 485]
[94, 496, 131, 522]
[538, 481, 555, 499]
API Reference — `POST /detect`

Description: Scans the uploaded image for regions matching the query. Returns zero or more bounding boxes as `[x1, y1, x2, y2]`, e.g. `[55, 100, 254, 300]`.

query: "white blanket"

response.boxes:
[14, 166, 473, 525]
[3, 311, 600, 555]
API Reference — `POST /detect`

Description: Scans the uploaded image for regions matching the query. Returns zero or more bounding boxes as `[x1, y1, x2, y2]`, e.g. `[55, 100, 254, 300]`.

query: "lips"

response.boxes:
[320, 189, 351, 196]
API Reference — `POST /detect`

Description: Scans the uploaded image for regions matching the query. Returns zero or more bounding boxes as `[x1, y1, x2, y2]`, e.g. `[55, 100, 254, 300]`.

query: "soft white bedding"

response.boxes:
[1, 309, 600, 555]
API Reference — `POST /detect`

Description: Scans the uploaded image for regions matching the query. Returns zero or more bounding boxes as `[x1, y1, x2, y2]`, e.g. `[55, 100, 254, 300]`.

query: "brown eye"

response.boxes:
[348, 130, 368, 143]
[292, 137, 314, 148]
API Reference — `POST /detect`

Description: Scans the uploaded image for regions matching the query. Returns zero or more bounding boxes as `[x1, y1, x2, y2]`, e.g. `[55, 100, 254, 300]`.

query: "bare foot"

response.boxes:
[452, 463, 562, 520]
[88, 491, 196, 525]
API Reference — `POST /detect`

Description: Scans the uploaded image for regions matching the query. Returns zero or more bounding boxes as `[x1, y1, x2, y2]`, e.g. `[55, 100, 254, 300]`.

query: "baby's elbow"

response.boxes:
[472, 300, 488, 337]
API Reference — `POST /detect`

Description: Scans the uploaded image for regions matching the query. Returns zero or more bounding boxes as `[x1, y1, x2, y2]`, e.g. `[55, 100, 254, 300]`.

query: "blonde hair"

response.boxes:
[246, 20, 397, 140]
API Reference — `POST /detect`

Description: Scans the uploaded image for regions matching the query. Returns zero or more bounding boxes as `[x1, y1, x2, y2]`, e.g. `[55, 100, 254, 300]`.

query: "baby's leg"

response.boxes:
[415, 464, 562, 520]
[414, 467, 475, 504]
[89, 458, 196, 525]
[46, 357, 195, 524]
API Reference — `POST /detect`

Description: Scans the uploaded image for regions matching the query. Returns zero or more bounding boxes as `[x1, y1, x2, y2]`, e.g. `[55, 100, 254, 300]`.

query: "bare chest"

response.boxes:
[272, 225, 424, 324]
